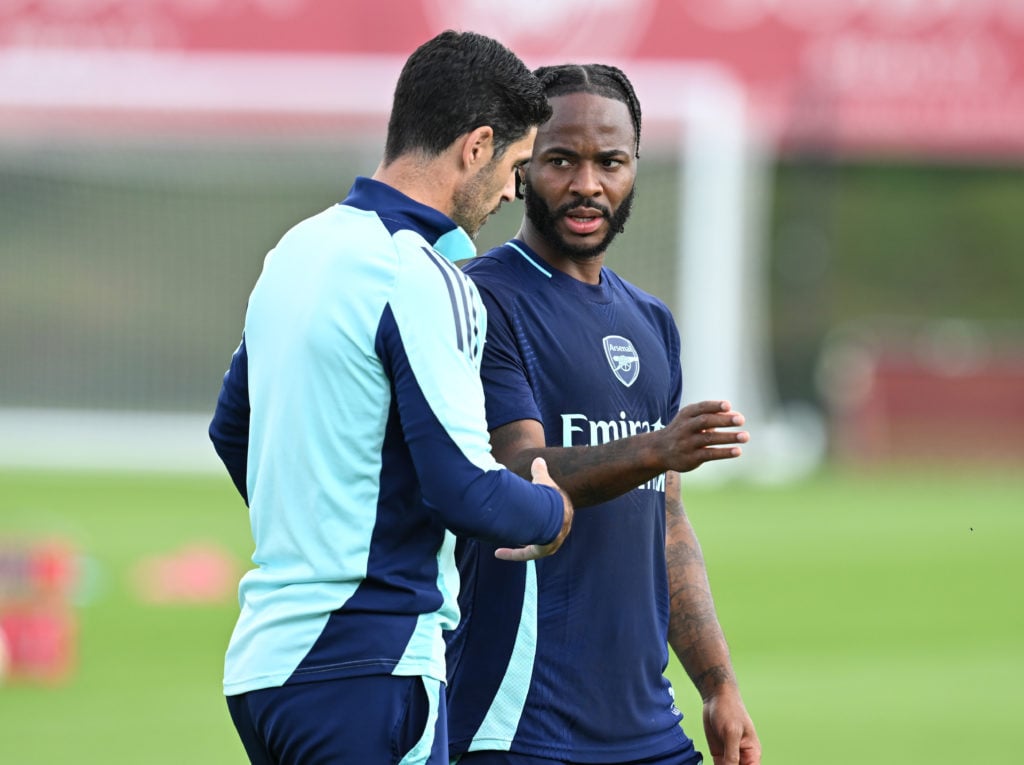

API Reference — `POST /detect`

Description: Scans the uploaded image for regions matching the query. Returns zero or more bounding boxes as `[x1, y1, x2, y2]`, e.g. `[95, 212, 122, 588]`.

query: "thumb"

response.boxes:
[530, 457, 553, 487]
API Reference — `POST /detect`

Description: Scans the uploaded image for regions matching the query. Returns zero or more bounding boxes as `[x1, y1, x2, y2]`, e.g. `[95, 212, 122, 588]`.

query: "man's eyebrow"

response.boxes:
[541, 145, 580, 157]
[541, 146, 631, 160]
[596, 148, 631, 161]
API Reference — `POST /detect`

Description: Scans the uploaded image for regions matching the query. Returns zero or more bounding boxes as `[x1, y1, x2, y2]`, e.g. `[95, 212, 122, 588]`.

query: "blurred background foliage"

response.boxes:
[3, 143, 1021, 418]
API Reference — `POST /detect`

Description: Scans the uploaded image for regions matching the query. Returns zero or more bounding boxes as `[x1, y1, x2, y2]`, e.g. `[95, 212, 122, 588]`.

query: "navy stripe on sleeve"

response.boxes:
[422, 247, 471, 355]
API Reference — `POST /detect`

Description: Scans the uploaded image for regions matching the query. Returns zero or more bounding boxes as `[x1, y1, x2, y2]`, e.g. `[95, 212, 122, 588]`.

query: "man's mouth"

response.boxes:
[562, 210, 605, 236]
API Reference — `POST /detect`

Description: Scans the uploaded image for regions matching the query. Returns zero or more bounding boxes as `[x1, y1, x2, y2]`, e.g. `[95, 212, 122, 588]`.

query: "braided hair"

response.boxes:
[532, 63, 642, 158]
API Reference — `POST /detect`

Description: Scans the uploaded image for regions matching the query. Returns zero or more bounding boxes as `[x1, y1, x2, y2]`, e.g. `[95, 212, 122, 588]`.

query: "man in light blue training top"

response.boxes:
[446, 64, 762, 765]
[208, 31, 573, 765]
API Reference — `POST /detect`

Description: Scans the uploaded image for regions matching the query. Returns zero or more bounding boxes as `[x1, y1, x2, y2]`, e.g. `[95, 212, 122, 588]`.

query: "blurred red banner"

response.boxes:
[3, 0, 1024, 157]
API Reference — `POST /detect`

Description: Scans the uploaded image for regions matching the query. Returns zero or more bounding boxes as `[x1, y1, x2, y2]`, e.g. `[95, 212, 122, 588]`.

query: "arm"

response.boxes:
[208, 336, 251, 504]
[383, 255, 571, 557]
[665, 471, 761, 765]
[491, 457, 573, 563]
[489, 401, 748, 508]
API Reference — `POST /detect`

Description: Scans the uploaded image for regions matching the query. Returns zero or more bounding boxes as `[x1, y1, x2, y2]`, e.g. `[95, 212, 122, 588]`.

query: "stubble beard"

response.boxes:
[451, 181, 487, 239]
[523, 179, 636, 260]
[452, 158, 506, 240]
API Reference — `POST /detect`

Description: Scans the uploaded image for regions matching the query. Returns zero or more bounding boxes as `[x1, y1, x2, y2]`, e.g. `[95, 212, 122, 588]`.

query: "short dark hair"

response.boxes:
[533, 64, 642, 158]
[383, 30, 552, 164]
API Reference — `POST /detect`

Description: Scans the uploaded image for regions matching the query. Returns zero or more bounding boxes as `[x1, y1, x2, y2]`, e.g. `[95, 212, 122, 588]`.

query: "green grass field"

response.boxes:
[1, 466, 1021, 764]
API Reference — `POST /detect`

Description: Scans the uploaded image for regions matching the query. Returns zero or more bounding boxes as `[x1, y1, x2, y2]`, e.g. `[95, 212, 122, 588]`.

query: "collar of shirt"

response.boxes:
[342, 176, 476, 263]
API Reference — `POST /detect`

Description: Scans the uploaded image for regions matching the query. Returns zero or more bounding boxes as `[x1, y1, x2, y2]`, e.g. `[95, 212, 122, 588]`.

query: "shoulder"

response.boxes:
[604, 268, 674, 316]
[604, 268, 680, 349]
[462, 244, 516, 279]
[389, 238, 483, 325]
[461, 244, 528, 298]
[263, 205, 397, 279]
[288, 203, 384, 245]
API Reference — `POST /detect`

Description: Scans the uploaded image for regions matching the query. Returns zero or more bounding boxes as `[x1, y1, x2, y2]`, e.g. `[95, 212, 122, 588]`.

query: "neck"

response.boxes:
[372, 153, 457, 218]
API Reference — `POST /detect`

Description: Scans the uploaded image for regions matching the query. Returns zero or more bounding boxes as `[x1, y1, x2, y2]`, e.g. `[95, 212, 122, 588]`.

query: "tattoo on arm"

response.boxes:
[665, 472, 736, 698]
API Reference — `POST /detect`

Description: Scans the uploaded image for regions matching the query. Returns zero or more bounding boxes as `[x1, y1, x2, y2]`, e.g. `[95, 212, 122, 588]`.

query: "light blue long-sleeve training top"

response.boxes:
[210, 178, 563, 696]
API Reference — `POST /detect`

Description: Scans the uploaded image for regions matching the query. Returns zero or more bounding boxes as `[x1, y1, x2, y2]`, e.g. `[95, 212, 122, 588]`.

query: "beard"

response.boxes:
[523, 179, 636, 259]
[451, 176, 490, 240]
[452, 160, 503, 239]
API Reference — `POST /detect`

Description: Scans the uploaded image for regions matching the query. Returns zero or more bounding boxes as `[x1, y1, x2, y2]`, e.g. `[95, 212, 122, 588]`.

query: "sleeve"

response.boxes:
[377, 245, 562, 546]
[208, 336, 251, 504]
[471, 282, 544, 431]
[665, 305, 683, 414]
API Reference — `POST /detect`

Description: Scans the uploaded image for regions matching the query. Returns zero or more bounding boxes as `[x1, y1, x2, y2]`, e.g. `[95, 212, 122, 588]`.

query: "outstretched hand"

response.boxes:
[494, 457, 574, 562]
[660, 400, 749, 473]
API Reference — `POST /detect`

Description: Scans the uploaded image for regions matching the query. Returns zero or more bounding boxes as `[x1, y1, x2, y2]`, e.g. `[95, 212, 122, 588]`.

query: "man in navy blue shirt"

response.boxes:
[447, 64, 762, 765]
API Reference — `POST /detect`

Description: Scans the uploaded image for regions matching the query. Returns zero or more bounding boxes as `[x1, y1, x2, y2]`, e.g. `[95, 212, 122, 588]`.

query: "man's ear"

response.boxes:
[515, 162, 529, 199]
[459, 126, 495, 172]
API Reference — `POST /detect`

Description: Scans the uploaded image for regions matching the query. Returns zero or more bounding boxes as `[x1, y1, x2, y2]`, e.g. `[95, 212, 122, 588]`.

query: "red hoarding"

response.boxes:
[3, 0, 1024, 157]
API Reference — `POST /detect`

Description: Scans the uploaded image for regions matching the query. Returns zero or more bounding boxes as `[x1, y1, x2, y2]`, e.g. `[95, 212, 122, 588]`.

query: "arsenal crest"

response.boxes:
[602, 335, 639, 387]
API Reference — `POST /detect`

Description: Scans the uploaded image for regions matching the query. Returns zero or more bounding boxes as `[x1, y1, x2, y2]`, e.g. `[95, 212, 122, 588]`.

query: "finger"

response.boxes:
[725, 412, 745, 427]
[740, 735, 763, 765]
[692, 447, 741, 462]
[700, 430, 750, 446]
[695, 412, 746, 430]
[681, 399, 732, 417]
[529, 456, 553, 487]
[494, 545, 542, 562]
[720, 724, 743, 765]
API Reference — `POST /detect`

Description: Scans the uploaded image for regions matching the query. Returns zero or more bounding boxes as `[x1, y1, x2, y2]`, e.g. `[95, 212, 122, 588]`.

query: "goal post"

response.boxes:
[650, 61, 827, 483]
